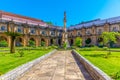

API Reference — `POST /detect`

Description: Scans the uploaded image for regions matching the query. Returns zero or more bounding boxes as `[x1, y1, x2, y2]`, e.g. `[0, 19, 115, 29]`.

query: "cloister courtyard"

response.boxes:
[0, 46, 120, 80]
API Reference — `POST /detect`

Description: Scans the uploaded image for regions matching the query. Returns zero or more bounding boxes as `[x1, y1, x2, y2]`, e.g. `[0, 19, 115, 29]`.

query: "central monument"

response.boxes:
[62, 11, 70, 47]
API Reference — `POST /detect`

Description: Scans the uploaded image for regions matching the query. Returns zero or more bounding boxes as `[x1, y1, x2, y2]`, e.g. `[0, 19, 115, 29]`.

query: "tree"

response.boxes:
[46, 21, 53, 26]
[5, 32, 21, 53]
[101, 32, 120, 54]
[75, 37, 82, 47]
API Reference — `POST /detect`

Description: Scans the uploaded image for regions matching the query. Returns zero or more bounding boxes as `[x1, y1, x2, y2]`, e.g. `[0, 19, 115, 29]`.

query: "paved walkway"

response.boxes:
[18, 51, 93, 80]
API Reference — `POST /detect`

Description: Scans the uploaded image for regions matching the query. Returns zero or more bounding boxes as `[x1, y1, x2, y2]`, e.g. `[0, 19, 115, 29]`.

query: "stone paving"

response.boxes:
[18, 51, 93, 80]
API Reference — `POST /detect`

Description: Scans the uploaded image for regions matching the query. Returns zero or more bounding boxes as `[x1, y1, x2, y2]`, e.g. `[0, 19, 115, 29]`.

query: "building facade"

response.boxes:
[68, 17, 120, 47]
[0, 11, 120, 47]
[0, 11, 63, 47]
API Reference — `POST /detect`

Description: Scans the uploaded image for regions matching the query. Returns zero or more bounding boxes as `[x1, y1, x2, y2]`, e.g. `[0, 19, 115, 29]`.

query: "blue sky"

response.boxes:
[0, 0, 120, 27]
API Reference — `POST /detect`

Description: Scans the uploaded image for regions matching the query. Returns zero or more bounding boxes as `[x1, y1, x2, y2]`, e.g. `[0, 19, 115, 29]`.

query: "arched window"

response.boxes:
[112, 27, 117, 32]
[86, 30, 90, 35]
[51, 31, 55, 35]
[77, 32, 80, 35]
[30, 28, 35, 34]
[1, 26, 6, 31]
[98, 29, 102, 34]
[17, 27, 23, 33]
[41, 31, 46, 35]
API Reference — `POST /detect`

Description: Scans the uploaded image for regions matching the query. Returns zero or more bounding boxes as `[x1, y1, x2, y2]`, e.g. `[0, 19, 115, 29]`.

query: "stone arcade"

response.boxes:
[0, 11, 120, 47]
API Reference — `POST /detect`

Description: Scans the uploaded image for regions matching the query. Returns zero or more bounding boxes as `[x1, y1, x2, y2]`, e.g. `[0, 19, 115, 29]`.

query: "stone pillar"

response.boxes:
[23, 24, 29, 47]
[23, 36, 28, 47]
[91, 36, 97, 45]
[36, 37, 39, 47]
[104, 23, 110, 32]
[46, 39, 49, 46]
[82, 37, 86, 46]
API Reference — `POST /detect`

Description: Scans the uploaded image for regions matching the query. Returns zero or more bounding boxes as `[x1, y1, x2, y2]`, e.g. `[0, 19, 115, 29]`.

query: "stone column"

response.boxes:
[104, 23, 110, 32]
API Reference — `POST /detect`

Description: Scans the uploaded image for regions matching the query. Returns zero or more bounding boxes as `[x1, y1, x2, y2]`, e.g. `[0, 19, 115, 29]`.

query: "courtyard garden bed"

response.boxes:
[77, 49, 120, 79]
[0, 47, 53, 75]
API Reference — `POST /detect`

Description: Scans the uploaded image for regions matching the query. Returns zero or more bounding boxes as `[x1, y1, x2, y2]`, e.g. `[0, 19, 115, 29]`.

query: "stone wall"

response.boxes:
[72, 50, 112, 80]
[0, 49, 57, 80]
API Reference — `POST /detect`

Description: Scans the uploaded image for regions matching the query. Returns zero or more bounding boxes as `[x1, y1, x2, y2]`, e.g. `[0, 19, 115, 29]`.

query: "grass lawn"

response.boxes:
[77, 50, 120, 79]
[0, 47, 53, 75]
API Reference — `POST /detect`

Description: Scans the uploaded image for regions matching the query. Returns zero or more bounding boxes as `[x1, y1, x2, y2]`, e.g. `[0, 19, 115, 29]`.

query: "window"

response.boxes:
[71, 33, 73, 36]
[17, 27, 22, 33]
[98, 29, 102, 34]
[77, 32, 80, 35]
[1, 26, 6, 31]
[30, 29, 35, 34]
[112, 27, 118, 32]
[59, 33, 62, 36]
[41, 31, 46, 35]
[51, 31, 55, 35]
[86, 30, 90, 35]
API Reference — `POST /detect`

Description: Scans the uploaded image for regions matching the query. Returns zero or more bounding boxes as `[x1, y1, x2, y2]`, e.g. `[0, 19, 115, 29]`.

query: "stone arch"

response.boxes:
[16, 37, 23, 46]
[0, 36, 7, 41]
[0, 36, 8, 47]
[50, 39, 54, 46]
[29, 37, 36, 46]
[41, 38, 46, 46]
[85, 38, 92, 44]
[30, 38, 35, 41]
[70, 39, 74, 46]
[58, 39, 61, 46]
[97, 37, 103, 43]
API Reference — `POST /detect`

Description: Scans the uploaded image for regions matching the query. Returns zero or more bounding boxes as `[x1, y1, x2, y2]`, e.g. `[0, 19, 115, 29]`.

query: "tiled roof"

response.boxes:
[0, 11, 47, 26]
[69, 16, 120, 30]
[0, 11, 64, 31]
[0, 11, 42, 22]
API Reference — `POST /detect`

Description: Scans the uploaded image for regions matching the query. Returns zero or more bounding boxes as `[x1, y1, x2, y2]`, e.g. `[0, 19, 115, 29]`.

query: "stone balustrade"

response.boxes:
[72, 50, 112, 80]
[0, 49, 57, 80]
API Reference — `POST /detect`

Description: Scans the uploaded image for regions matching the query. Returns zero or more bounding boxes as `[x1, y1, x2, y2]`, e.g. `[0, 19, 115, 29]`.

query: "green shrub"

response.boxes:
[29, 40, 35, 47]
[103, 47, 108, 50]
[63, 42, 67, 49]
[41, 41, 45, 46]
[85, 44, 95, 47]
[112, 71, 120, 79]
[98, 42, 104, 48]
[79, 46, 105, 51]
[51, 45, 58, 49]
[0, 40, 8, 47]
[18, 49, 24, 57]
[75, 37, 82, 47]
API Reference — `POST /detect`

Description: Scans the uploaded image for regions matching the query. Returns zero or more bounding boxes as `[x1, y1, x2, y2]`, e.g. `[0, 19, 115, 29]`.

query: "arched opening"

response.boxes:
[41, 38, 46, 46]
[0, 36, 8, 47]
[58, 39, 61, 46]
[97, 37, 103, 43]
[29, 38, 36, 46]
[85, 38, 91, 45]
[0, 36, 7, 41]
[70, 39, 74, 46]
[50, 39, 54, 46]
[16, 37, 23, 47]
[97, 37, 103, 47]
